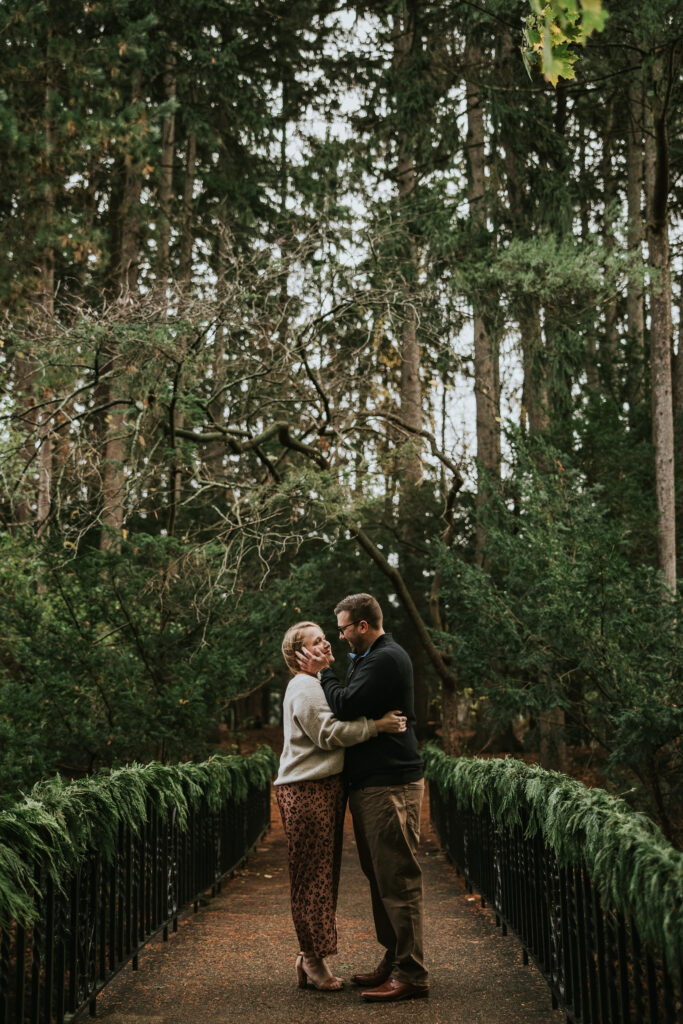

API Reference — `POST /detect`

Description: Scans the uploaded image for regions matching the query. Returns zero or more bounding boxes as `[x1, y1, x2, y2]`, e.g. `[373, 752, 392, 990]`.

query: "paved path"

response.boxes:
[95, 790, 563, 1024]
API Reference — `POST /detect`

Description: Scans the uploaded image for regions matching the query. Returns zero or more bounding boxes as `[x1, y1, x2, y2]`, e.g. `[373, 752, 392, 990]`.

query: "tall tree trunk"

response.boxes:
[498, 31, 548, 435]
[37, 56, 56, 539]
[520, 298, 549, 433]
[601, 96, 618, 396]
[674, 282, 683, 420]
[498, 29, 561, 768]
[674, 283, 683, 554]
[465, 36, 500, 567]
[117, 71, 144, 295]
[540, 705, 568, 773]
[625, 72, 645, 416]
[101, 69, 144, 550]
[179, 128, 196, 287]
[578, 122, 600, 392]
[16, 45, 55, 534]
[167, 125, 197, 535]
[157, 47, 176, 284]
[13, 355, 39, 528]
[391, 9, 428, 730]
[160, 51, 182, 536]
[645, 54, 676, 593]
[100, 379, 128, 550]
[392, 13, 423, 488]
[203, 215, 230, 485]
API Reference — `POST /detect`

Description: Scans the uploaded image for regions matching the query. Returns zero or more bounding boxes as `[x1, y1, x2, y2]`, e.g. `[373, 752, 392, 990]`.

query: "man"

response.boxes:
[297, 592, 428, 1002]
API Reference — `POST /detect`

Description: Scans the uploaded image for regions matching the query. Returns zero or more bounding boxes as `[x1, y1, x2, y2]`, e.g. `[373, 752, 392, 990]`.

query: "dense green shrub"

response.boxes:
[0, 532, 326, 798]
[436, 435, 683, 843]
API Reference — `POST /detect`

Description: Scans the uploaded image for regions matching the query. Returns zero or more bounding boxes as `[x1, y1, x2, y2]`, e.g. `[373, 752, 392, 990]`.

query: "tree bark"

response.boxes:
[539, 705, 568, 773]
[101, 69, 144, 550]
[520, 298, 549, 433]
[36, 61, 56, 538]
[601, 96, 618, 395]
[157, 48, 176, 283]
[179, 128, 197, 287]
[674, 283, 683, 421]
[16, 48, 55, 535]
[466, 36, 500, 566]
[392, 11, 423, 487]
[498, 31, 548, 435]
[644, 53, 676, 593]
[625, 72, 645, 415]
[166, 123, 196, 534]
[117, 71, 144, 295]
[391, 9, 429, 728]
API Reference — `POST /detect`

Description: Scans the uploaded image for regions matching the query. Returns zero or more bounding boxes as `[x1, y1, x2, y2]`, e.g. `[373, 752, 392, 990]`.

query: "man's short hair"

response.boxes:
[334, 593, 383, 630]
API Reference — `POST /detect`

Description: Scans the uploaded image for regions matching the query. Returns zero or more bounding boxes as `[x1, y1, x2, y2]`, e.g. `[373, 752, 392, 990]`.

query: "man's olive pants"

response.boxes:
[348, 779, 428, 989]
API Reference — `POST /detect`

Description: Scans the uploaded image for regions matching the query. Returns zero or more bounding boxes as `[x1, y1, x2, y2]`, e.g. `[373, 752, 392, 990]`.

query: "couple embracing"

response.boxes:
[274, 592, 429, 1002]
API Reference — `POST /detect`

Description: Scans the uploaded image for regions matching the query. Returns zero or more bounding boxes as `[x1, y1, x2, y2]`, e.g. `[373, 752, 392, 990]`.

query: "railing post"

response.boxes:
[591, 882, 609, 1022]
[616, 915, 631, 1019]
[54, 884, 66, 1024]
[630, 917, 645, 1022]
[44, 871, 56, 1024]
[30, 864, 41, 1024]
[15, 925, 25, 1024]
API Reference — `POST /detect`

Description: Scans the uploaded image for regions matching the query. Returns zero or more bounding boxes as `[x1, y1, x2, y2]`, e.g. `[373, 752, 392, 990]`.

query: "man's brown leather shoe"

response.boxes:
[361, 978, 429, 1002]
[350, 962, 393, 988]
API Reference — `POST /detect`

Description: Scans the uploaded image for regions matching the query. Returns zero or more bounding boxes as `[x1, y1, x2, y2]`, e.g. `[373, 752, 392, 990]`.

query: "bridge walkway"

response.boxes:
[95, 790, 563, 1024]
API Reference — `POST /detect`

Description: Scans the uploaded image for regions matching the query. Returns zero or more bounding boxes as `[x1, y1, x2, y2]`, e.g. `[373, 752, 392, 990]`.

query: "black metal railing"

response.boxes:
[429, 785, 681, 1024]
[0, 780, 270, 1024]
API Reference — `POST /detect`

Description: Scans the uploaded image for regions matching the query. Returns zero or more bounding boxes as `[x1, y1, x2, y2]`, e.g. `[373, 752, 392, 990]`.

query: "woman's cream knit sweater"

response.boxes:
[275, 672, 377, 784]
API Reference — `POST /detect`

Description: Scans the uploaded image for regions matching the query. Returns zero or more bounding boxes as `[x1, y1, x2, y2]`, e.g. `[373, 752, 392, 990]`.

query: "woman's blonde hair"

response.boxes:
[282, 621, 319, 675]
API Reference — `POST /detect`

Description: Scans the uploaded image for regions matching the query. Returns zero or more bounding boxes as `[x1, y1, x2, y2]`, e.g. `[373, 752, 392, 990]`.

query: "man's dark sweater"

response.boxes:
[320, 632, 424, 790]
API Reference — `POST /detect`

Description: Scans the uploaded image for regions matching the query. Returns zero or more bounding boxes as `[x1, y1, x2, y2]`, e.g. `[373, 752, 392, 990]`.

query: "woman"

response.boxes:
[275, 620, 406, 992]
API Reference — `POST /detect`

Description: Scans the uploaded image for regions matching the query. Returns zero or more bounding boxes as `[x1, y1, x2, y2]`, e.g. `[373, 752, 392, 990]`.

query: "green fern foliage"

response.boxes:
[0, 746, 277, 929]
[423, 745, 683, 979]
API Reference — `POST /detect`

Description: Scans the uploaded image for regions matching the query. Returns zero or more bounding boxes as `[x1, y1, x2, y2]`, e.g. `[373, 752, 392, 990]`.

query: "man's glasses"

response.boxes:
[337, 618, 364, 637]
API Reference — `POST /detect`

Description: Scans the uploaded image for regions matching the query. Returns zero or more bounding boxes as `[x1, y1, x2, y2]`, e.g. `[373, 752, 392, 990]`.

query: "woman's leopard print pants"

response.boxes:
[276, 774, 346, 958]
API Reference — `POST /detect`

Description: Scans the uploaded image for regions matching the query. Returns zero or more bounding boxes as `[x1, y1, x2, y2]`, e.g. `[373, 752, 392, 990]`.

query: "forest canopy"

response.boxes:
[0, 0, 681, 844]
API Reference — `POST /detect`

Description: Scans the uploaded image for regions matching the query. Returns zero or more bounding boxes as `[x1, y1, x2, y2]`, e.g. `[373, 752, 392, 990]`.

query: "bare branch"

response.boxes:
[363, 411, 464, 486]
[173, 420, 329, 468]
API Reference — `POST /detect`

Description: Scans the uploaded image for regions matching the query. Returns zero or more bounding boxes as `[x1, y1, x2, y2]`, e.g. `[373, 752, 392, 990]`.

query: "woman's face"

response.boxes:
[300, 625, 328, 655]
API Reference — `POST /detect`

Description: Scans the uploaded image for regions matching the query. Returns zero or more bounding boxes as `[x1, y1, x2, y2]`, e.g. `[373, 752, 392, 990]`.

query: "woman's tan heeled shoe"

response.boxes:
[295, 953, 343, 991]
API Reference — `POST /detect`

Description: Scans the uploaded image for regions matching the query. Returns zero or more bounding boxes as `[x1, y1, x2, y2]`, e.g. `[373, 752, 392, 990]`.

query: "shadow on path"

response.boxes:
[95, 790, 563, 1024]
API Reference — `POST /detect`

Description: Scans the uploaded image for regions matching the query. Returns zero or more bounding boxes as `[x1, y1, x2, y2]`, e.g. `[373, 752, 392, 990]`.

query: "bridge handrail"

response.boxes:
[424, 744, 682, 1021]
[0, 746, 277, 1022]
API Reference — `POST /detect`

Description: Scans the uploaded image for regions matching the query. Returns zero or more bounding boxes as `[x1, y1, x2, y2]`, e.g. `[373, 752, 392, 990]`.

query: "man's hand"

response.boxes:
[296, 640, 334, 676]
